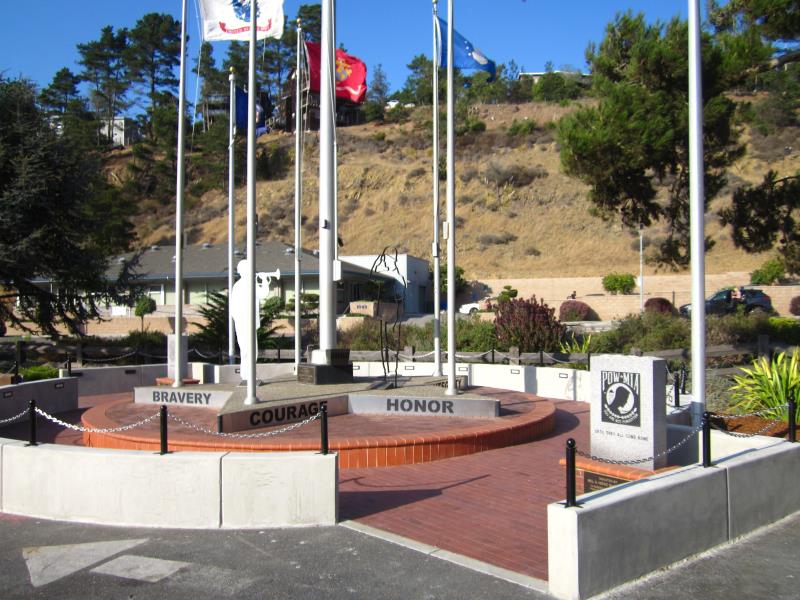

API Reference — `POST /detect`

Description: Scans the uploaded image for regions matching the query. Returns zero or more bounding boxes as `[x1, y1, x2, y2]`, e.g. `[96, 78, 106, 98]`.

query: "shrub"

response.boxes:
[497, 285, 518, 303]
[591, 312, 690, 353]
[791, 296, 800, 316]
[362, 101, 384, 122]
[134, 296, 157, 332]
[706, 312, 770, 345]
[729, 349, 800, 422]
[750, 258, 785, 285]
[20, 365, 59, 381]
[477, 232, 517, 246]
[494, 296, 564, 352]
[766, 317, 800, 345]
[644, 297, 676, 315]
[507, 118, 537, 136]
[602, 272, 636, 295]
[559, 300, 593, 321]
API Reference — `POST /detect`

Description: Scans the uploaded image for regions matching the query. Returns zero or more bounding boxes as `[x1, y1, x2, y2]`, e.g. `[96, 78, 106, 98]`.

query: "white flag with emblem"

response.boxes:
[199, 0, 285, 41]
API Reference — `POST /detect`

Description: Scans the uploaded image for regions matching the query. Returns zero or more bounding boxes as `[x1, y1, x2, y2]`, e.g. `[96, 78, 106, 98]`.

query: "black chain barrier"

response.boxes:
[28, 403, 328, 453]
[564, 401, 797, 508]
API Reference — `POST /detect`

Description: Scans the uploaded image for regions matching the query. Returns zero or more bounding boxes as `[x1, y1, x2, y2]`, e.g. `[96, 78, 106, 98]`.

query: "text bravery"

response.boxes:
[151, 390, 212, 405]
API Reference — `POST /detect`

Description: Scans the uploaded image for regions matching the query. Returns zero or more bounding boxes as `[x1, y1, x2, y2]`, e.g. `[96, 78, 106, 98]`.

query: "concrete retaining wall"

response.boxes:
[548, 439, 800, 599]
[0, 377, 79, 420]
[58, 364, 167, 395]
[0, 438, 337, 528]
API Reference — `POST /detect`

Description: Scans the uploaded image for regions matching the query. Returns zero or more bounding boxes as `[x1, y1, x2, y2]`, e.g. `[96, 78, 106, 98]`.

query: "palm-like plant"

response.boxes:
[729, 350, 800, 422]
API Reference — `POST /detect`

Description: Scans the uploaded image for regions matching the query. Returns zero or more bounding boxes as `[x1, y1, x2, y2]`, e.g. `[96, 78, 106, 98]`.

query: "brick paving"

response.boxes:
[0, 391, 589, 581]
[338, 400, 590, 581]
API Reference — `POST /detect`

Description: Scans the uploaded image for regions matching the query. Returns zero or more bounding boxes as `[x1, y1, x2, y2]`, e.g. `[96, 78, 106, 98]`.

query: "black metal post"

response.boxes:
[27, 399, 37, 447]
[702, 411, 712, 467]
[159, 405, 168, 455]
[491, 347, 495, 364]
[66, 354, 72, 376]
[587, 352, 591, 371]
[320, 404, 329, 455]
[13, 340, 21, 383]
[539, 350, 544, 366]
[673, 373, 680, 408]
[680, 363, 687, 394]
[566, 438, 577, 507]
[788, 397, 797, 444]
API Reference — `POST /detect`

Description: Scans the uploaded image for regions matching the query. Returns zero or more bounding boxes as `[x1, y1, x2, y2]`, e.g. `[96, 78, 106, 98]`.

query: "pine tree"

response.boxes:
[124, 12, 182, 140]
[0, 78, 135, 335]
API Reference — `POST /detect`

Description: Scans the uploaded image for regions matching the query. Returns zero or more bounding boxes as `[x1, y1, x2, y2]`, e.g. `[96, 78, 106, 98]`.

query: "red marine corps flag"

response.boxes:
[304, 41, 367, 103]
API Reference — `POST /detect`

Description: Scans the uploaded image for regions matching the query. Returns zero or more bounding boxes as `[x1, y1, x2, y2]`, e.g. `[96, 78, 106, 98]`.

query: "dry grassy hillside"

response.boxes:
[136, 99, 800, 280]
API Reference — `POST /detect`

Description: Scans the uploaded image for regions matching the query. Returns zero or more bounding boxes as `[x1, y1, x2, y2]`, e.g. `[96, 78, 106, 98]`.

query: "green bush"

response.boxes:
[705, 312, 770, 346]
[750, 258, 785, 285]
[362, 101, 384, 122]
[729, 350, 800, 422]
[507, 118, 537, 136]
[497, 285, 518, 303]
[602, 272, 636, 295]
[20, 365, 59, 381]
[765, 317, 800, 345]
[591, 312, 690, 353]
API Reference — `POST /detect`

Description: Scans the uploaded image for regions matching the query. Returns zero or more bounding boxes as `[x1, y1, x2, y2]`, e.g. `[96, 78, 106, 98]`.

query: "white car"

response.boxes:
[458, 298, 492, 315]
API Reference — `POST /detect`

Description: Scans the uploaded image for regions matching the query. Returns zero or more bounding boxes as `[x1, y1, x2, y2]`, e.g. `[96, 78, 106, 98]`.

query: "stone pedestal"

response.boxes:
[167, 334, 189, 382]
[590, 354, 667, 470]
[299, 348, 354, 384]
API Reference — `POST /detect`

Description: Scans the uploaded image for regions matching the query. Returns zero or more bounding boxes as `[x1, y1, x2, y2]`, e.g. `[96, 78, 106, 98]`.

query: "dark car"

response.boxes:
[679, 288, 773, 317]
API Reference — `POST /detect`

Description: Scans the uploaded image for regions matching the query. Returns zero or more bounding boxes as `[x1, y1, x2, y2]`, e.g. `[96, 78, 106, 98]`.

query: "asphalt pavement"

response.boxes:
[1, 511, 799, 599]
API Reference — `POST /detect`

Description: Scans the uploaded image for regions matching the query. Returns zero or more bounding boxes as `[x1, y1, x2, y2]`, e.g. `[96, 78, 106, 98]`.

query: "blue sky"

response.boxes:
[2, 1, 694, 105]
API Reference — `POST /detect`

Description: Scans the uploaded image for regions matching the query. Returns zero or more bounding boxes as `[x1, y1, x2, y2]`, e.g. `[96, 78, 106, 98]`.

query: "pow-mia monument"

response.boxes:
[590, 355, 667, 471]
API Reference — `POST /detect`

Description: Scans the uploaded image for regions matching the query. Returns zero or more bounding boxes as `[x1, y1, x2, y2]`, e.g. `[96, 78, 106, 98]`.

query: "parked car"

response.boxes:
[458, 297, 493, 315]
[679, 287, 773, 317]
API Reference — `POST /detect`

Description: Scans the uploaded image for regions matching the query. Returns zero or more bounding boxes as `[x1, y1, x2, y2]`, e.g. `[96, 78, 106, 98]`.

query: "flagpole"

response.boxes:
[445, 0, 457, 395]
[317, 0, 337, 364]
[172, 0, 188, 388]
[432, 0, 442, 377]
[228, 67, 236, 365]
[294, 19, 303, 372]
[244, 0, 258, 404]
[689, 0, 706, 423]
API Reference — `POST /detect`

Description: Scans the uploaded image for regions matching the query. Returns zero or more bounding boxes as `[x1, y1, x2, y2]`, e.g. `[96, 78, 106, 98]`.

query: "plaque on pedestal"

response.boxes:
[296, 363, 354, 385]
[590, 355, 667, 471]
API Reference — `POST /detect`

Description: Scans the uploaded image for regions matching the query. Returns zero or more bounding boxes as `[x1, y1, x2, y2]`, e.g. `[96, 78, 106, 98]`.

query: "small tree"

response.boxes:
[602, 272, 636, 295]
[497, 285, 518, 303]
[494, 296, 565, 352]
[134, 296, 156, 333]
[750, 258, 785, 285]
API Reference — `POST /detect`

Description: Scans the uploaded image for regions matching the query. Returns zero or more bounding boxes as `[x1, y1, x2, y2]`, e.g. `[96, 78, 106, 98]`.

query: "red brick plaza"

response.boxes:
[0, 390, 590, 581]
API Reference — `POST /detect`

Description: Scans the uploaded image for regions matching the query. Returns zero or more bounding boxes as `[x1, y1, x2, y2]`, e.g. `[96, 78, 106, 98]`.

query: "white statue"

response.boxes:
[230, 259, 280, 383]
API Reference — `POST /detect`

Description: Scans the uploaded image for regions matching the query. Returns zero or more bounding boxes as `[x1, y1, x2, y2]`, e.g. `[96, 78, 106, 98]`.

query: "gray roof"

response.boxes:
[111, 241, 386, 282]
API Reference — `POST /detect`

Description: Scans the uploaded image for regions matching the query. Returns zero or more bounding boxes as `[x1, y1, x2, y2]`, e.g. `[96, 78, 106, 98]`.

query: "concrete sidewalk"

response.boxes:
[0, 511, 798, 599]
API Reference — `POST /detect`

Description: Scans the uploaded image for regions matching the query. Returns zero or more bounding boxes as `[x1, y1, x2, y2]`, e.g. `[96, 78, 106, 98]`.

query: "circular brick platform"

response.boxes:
[81, 387, 556, 468]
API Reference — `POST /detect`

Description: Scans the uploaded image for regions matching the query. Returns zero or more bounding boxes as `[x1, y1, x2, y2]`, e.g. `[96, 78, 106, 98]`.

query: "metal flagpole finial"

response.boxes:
[297, 18, 302, 27]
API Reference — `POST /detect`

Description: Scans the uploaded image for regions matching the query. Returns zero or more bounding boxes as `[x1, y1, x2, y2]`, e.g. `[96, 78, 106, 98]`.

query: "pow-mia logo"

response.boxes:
[601, 371, 641, 427]
[231, 0, 258, 21]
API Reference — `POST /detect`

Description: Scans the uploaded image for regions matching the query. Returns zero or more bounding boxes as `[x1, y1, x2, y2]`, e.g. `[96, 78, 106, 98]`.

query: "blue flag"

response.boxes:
[234, 87, 268, 136]
[435, 17, 496, 82]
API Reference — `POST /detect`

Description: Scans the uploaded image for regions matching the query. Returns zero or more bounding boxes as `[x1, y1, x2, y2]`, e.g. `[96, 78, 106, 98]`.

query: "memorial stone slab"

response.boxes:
[590, 354, 667, 470]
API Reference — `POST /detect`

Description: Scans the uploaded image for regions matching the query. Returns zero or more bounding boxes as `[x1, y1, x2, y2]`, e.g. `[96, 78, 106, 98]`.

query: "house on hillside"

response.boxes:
[100, 117, 142, 147]
[106, 241, 430, 315]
